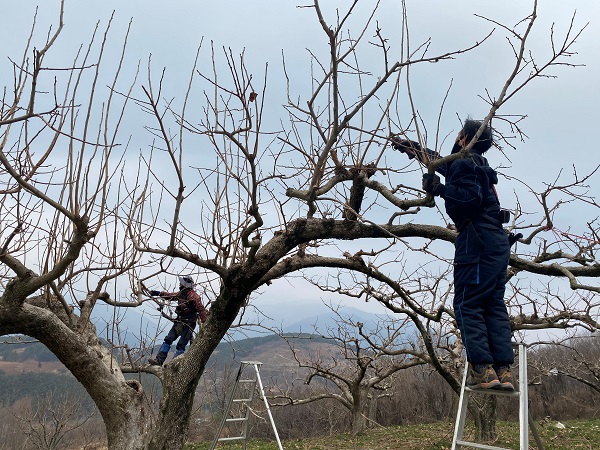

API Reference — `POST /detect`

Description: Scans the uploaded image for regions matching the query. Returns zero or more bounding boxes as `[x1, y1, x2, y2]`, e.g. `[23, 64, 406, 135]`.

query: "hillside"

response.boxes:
[0, 300, 385, 378]
[204, 333, 338, 382]
[0, 333, 339, 403]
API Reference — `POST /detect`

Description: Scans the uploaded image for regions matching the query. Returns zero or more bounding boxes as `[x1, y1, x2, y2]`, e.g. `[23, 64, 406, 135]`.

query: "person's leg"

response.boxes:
[482, 232, 514, 369]
[482, 234, 514, 390]
[454, 258, 500, 366]
[149, 323, 180, 366]
[174, 322, 195, 357]
[454, 284, 490, 364]
[475, 229, 514, 390]
[455, 226, 514, 388]
[457, 226, 514, 360]
[485, 269, 514, 368]
[455, 262, 504, 389]
[453, 225, 494, 366]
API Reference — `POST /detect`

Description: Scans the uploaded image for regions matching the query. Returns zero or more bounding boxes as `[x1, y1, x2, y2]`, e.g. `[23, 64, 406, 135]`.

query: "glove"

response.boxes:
[422, 173, 445, 196]
[508, 232, 523, 246]
[390, 137, 417, 159]
[150, 290, 161, 297]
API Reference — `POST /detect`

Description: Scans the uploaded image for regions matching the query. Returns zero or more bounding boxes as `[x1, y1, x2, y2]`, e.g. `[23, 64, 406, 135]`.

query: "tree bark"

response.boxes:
[350, 389, 368, 435]
[367, 395, 378, 429]
[0, 297, 154, 450]
[147, 276, 252, 450]
[472, 395, 498, 442]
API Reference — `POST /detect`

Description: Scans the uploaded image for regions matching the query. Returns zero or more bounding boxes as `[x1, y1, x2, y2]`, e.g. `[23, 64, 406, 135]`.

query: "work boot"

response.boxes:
[496, 366, 515, 391]
[468, 364, 501, 390]
[148, 343, 171, 366]
[148, 351, 168, 366]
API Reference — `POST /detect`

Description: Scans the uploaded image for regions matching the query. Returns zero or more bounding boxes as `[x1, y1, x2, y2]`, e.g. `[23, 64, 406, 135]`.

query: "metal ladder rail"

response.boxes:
[210, 361, 283, 450]
[451, 342, 543, 450]
[210, 361, 257, 450]
[252, 362, 283, 450]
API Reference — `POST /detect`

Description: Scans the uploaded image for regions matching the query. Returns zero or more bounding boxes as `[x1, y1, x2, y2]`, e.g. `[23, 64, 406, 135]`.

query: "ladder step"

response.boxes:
[455, 439, 511, 450]
[225, 417, 248, 422]
[464, 387, 520, 398]
[218, 436, 245, 442]
[232, 398, 253, 402]
[238, 379, 256, 383]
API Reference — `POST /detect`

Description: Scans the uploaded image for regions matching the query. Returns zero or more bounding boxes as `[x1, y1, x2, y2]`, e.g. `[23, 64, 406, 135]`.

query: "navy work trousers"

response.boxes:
[453, 222, 514, 369]
[164, 321, 196, 353]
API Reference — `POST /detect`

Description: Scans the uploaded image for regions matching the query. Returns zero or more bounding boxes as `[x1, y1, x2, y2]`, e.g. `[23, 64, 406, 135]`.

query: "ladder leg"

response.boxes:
[451, 363, 471, 450]
[529, 412, 545, 450]
[210, 363, 244, 450]
[253, 364, 284, 450]
[211, 361, 282, 449]
[240, 364, 252, 446]
[518, 343, 529, 450]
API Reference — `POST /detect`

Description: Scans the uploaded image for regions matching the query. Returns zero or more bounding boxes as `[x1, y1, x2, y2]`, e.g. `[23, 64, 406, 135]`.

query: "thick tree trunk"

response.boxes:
[351, 404, 367, 435]
[470, 395, 498, 442]
[350, 389, 368, 435]
[97, 378, 154, 450]
[0, 298, 154, 450]
[147, 285, 249, 450]
[367, 395, 378, 429]
[478, 395, 498, 441]
[147, 355, 202, 450]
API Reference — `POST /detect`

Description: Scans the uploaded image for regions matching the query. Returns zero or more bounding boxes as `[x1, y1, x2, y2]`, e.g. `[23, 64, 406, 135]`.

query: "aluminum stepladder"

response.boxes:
[451, 342, 544, 450]
[210, 361, 283, 450]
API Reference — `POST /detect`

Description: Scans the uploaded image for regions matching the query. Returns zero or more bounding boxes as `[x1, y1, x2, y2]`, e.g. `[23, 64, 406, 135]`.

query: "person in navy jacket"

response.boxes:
[393, 118, 518, 390]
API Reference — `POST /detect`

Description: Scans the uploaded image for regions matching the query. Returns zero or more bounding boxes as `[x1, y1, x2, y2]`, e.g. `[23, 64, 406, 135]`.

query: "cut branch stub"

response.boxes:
[343, 163, 378, 221]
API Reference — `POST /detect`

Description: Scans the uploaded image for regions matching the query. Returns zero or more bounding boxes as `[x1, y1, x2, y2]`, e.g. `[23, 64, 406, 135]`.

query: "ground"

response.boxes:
[185, 418, 600, 450]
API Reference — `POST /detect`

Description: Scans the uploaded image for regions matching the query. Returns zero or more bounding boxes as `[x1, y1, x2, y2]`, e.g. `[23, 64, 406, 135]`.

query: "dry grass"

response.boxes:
[186, 418, 600, 450]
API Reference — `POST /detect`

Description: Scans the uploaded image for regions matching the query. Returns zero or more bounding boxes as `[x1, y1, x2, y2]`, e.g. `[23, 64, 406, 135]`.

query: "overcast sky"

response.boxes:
[2, 1, 599, 318]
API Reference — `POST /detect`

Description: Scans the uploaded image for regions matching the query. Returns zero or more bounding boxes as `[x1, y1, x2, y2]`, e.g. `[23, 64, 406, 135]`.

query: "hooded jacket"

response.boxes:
[399, 140, 502, 230]
[439, 153, 501, 230]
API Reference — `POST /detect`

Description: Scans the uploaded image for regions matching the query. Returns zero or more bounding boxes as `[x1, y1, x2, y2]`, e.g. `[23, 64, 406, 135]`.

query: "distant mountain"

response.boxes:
[2, 324, 384, 374]
[0, 300, 403, 373]
[227, 300, 393, 340]
[90, 301, 391, 344]
[91, 303, 162, 346]
[283, 306, 385, 334]
[208, 333, 325, 364]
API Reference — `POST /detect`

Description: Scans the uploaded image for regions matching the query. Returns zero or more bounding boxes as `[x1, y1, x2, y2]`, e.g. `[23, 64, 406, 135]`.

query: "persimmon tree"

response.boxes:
[531, 334, 600, 395]
[269, 306, 426, 435]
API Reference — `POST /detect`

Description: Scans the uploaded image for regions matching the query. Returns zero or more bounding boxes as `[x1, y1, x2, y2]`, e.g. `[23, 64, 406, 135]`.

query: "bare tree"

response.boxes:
[0, 3, 153, 448]
[12, 392, 97, 450]
[269, 306, 425, 434]
[531, 334, 600, 395]
[1, 1, 598, 450]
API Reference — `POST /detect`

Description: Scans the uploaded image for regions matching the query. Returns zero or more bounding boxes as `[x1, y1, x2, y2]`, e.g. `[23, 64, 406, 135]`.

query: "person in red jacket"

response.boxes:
[148, 276, 208, 366]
